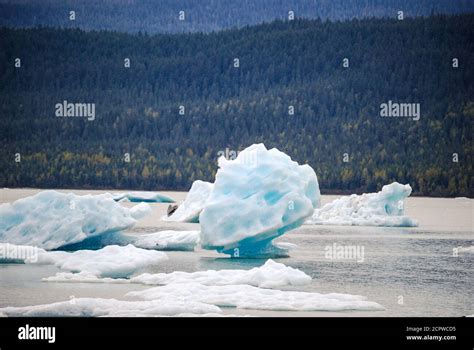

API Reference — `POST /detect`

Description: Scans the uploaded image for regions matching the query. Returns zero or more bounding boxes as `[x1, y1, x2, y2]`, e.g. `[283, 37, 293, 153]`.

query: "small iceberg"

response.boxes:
[111, 191, 175, 203]
[125, 230, 200, 251]
[163, 180, 213, 222]
[130, 259, 311, 288]
[200, 144, 320, 258]
[2, 243, 168, 278]
[42, 259, 310, 288]
[0, 190, 151, 250]
[128, 283, 385, 312]
[306, 182, 418, 227]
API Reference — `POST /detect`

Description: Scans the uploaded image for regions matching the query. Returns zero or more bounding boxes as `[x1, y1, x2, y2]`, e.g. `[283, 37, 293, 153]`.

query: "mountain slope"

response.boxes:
[0, 0, 473, 33]
[0, 16, 473, 196]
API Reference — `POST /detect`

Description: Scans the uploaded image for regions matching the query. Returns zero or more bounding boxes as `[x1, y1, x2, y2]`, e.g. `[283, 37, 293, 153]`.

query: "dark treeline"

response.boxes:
[1, 0, 474, 33]
[0, 15, 473, 196]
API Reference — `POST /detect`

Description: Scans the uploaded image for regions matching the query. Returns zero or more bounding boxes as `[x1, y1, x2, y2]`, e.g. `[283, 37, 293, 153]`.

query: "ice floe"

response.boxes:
[6, 253, 385, 315]
[456, 246, 474, 254]
[163, 180, 213, 222]
[9, 244, 168, 278]
[0, 190, 151, 250]
[111, 191, 175, 203]
[125, 230, 200, 251]
[0, 298, 220, 317]
[130, 259, 311, 288]
[200, 144, 320, 258]
[128, 283, 385, 312]
[307, 182, 418, 227]
[42, 259, 310, 289]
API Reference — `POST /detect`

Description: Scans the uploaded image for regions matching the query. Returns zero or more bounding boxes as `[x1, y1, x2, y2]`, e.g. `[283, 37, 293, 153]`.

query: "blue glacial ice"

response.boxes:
[200, 143, 320, 258]
[0, 190, 151, 250]
[306, 182, 418, 227]
[111, 191, 175, 203]
[49, 230, 200, 252]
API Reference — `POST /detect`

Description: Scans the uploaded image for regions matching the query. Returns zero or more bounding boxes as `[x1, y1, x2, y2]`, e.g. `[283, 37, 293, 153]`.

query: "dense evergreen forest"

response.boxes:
[1, 0, 473, 33]
[0, 15, 473, 196]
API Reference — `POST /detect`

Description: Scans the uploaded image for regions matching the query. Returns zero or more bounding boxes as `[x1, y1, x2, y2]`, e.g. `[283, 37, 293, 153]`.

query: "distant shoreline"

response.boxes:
[1, 187, 472, 200]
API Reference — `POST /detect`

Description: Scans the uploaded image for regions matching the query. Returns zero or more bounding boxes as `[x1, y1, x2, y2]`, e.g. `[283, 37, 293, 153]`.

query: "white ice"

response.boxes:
[130, 259, 311, 288]
[42, 259, 310, 289]
[0, 297, 220, 317]
[111, 191, 175, 203]
[0, 190, 151, 250]
[306, 182, 418, 227]
[163, 180, 213, 222]
[24, 244, 168, 278]
[200, 143, 320, 258]
[457, 246, 474, 254]
[125, 230, 200, 251]
[128, 283, 385, 312]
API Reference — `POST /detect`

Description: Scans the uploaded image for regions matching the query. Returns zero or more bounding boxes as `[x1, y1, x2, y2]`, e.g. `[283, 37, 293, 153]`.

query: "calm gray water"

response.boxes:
[0, 189, 472, 317]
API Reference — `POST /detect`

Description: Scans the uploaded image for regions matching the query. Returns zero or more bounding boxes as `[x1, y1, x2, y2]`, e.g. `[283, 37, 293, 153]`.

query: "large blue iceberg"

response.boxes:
[0, 190, 151, 250]
[200, 144, 320, 258]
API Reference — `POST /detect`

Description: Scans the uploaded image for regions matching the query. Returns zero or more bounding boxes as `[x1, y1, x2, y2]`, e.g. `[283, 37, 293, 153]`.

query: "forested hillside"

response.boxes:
[1, 0, 473, 33]
[1, 15, 473, 196]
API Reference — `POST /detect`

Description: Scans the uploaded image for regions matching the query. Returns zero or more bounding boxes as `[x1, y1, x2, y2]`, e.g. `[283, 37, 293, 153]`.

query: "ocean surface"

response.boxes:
[0, 189, 472, 317]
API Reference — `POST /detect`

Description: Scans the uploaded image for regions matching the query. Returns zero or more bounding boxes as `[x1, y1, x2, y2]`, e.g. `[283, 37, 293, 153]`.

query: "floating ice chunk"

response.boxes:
[129, 202, 152, 220]
[0, 297, 220, 317]
[126, 230, 200, 251]
[42, 271, 129, 283]
[130, 259, 311, 288]
[42, 259, 311, 289]
[163, 181, 213, 222]
[27, 244, 168, 278]
[111, 191, 175, 203]
[457, 246, 474, 254]
[307, 182, 418, 227]
[128, 283, 384, 312]
[200, 144, 320, 258]
[0, 190, 151, 250]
